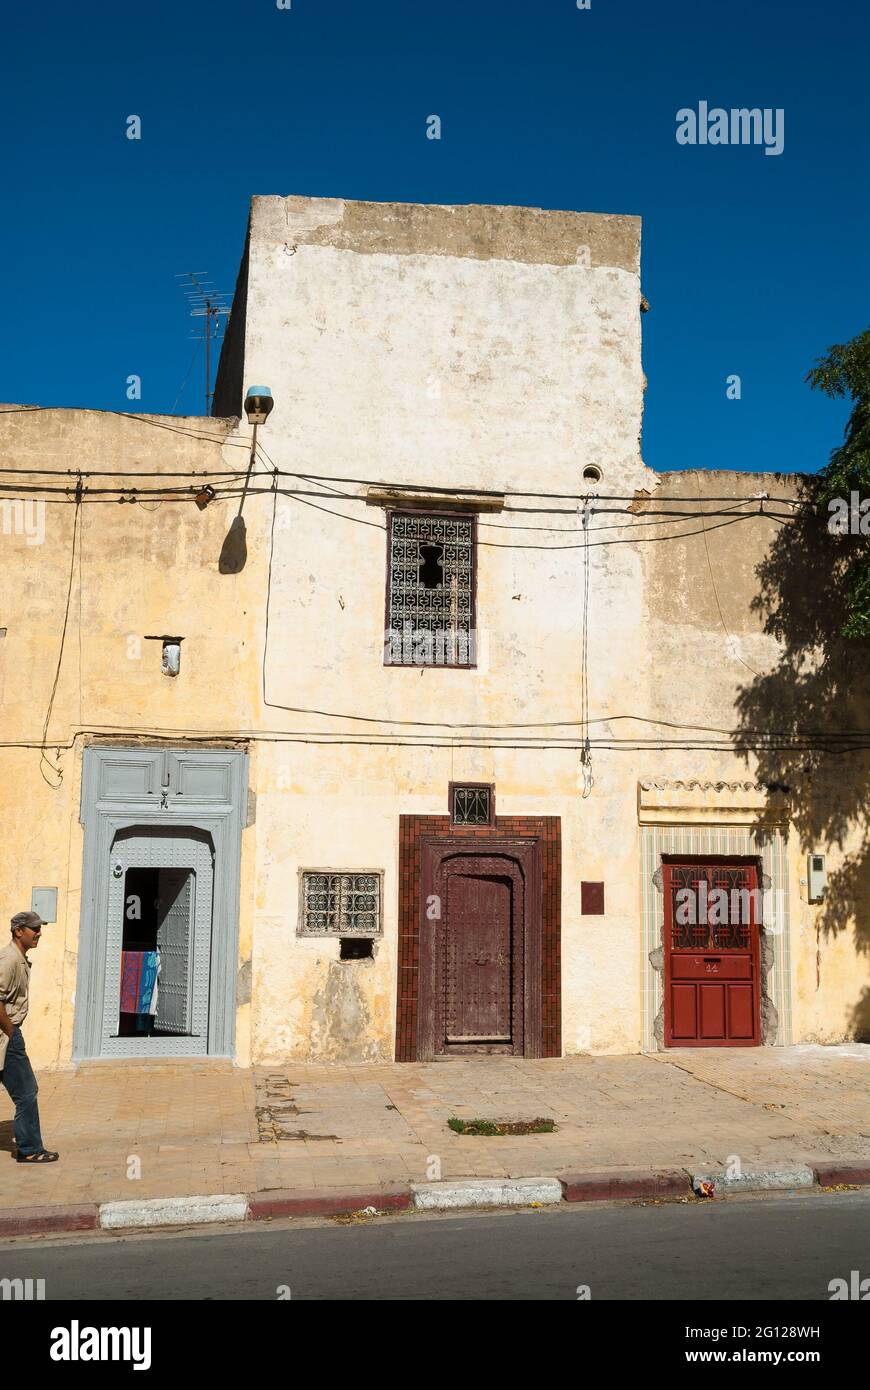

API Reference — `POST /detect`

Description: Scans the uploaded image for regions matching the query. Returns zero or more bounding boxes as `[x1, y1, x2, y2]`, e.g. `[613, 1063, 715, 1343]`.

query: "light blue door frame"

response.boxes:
[74, 746, 248, 1060]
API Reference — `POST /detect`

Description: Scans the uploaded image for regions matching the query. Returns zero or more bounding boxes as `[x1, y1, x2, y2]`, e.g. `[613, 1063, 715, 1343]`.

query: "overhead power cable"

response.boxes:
[3, 727, 867, 754]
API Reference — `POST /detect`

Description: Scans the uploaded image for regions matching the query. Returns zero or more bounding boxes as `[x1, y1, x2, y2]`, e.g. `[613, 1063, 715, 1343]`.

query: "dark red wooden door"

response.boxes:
[417, 839, 543, 1062]
[445, 874, 513, 1046]
[433, 855, 524, 1055]
[664, 861, 761, 1047]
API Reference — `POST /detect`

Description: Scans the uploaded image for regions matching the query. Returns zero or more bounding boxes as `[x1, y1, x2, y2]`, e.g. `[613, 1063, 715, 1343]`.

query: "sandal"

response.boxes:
[16, 1150, 59, 1163]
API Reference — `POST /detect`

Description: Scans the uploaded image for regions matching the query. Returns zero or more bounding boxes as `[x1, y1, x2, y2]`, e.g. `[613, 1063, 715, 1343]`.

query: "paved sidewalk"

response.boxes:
[1, 1046, 868, 1210]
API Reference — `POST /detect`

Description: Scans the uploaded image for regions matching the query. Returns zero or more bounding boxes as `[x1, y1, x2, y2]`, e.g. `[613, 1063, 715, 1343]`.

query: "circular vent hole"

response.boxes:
[583, 465, 603, 485]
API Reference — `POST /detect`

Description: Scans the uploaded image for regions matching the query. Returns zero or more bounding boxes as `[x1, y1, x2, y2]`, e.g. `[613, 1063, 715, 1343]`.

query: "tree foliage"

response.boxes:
[807, 326, 870, 637]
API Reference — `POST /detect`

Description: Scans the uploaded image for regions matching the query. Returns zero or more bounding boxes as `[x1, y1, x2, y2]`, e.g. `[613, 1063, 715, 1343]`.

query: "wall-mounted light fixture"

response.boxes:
[194, 485, 216, 510]
[244, 385, 274, 426]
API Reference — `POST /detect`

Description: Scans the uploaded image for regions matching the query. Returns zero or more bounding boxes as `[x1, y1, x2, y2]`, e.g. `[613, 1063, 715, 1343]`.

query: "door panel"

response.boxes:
[431, 852, 525, 1056]
[728, 984, 755, 1038]
[664, 861, 761, 1047]
[699, 985, 726, 1038]
[445, 875, 512, 1043]
[671, 983, 697, 1039]
[154, 869, 194, 1035]
[417, 837, 544, 1062]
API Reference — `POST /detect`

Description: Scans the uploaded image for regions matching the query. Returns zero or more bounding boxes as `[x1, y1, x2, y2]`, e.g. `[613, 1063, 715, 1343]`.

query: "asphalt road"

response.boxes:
[1, 1190, 868, 1301]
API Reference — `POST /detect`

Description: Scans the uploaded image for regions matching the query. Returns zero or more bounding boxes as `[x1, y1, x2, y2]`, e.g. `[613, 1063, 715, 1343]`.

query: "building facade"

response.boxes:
[1, 195, 867, 1070]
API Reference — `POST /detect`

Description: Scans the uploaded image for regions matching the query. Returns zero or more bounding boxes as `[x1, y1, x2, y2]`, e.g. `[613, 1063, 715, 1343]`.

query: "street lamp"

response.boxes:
[244, 385, 273, 426]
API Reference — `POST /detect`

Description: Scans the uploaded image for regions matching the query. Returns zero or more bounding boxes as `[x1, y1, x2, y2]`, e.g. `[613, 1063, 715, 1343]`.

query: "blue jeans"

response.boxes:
[0, 1027, 44, 1156]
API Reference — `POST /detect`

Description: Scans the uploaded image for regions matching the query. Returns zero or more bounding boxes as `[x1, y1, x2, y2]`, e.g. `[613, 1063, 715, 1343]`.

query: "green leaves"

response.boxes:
[807, 327, 870, 637]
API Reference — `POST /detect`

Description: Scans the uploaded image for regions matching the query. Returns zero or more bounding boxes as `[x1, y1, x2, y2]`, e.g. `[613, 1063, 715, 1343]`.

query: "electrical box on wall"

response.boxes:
[31, 887, 57, 922]
[807, 854, 827, 903]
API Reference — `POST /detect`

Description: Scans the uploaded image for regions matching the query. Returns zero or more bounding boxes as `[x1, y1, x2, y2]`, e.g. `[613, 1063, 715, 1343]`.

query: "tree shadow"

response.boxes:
[849, 986, 870, 1043]
[734, 483, 870, 969]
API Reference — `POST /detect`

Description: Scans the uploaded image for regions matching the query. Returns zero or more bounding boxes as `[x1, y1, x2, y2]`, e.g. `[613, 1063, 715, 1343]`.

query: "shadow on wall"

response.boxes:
[849, 987, 870, 1041]
[734, 484, 870, 1036]
[219, 515, 247, 573]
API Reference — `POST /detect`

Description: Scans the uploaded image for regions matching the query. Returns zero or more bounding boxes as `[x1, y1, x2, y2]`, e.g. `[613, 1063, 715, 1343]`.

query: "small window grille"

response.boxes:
[384, 512, 475, 666]
[300, 873, 381, 937]
[451, 784, 493, 826]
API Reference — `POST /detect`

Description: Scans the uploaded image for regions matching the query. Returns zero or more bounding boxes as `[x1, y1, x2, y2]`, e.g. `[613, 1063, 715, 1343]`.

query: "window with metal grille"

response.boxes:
[384, 512, 475, 666]
[299, 873, 382, 937]
[668, 864, 755, 950]
[450, 783, 494, 826]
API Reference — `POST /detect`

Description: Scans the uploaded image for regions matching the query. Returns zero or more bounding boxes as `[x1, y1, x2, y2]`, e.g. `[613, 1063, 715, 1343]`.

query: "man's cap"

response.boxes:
[10, 911, 46, 933]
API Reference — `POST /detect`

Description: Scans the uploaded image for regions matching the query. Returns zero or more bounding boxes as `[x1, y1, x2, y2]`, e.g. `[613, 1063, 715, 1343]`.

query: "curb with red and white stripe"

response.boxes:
[0, 1163, 867, 1237]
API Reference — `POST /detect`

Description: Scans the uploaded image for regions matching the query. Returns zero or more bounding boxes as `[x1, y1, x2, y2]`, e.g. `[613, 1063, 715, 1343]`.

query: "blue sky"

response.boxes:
[1, 0, 867, 473]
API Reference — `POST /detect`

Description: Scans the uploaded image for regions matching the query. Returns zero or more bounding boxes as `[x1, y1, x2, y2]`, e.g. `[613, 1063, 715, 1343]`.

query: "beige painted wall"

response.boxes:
[1, 196, 866, 1069]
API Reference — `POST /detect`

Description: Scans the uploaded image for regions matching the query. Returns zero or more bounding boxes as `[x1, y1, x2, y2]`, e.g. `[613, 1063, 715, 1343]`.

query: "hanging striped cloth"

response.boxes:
[120, 951, 160, 1014]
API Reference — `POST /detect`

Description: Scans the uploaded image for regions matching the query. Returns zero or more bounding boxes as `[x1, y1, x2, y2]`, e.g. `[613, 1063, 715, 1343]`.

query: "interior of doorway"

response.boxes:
[118, 866, 195, 1038]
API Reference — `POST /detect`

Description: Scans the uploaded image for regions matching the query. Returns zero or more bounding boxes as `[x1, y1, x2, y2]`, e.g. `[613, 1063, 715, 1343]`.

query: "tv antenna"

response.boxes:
[175, 272, 231, 414]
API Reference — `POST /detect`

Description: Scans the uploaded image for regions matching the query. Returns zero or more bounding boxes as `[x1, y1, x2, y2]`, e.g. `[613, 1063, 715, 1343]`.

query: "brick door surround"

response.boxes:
[396, 815, 561, 1061]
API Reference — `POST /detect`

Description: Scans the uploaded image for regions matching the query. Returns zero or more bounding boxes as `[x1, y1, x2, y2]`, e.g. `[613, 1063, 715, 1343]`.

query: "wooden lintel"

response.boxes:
[365, 486, 505, 512]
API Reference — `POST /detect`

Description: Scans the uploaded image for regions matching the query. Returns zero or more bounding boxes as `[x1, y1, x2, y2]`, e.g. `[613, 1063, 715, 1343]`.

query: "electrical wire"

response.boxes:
[0, 412, 806, 504]
[4, 432, 847, 757]
[579, 495, 593, 797]
[1, 727, 867, 753]
[170, 338, 204, 415]
[39, 476, 82, 787]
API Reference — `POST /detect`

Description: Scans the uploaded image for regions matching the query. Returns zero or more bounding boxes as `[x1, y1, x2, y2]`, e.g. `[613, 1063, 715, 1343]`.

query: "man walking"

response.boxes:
[0, 912, 58, 1163]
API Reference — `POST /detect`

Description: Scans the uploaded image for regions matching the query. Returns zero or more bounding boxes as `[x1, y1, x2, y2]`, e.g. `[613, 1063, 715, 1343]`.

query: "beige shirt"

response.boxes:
[0, 941, 31, 1070]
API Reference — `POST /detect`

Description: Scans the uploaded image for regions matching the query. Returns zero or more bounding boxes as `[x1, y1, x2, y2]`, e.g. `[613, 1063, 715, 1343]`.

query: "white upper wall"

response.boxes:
[235, 194, 651, 499]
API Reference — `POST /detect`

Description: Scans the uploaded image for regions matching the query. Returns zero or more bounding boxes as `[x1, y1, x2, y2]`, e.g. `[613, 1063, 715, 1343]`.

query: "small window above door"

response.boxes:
[449, 782, 495, 827]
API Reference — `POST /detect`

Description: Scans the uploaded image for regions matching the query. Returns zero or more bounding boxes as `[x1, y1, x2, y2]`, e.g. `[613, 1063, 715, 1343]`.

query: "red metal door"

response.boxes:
[664, 860, 761, 1047]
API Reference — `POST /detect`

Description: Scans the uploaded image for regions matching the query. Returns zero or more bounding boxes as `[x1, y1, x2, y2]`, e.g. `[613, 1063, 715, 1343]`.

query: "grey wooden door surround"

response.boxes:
[74, 746, 247, 1060]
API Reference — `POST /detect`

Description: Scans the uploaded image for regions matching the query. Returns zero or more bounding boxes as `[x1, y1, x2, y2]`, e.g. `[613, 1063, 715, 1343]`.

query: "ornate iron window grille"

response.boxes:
[452, 785, 492, 826]
[300, 872, 381, 937]
[384, 513, 475, 667]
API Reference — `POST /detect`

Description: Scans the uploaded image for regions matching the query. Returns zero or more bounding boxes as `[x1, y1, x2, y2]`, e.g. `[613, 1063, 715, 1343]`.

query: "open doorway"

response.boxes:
[119, 867, 195, 1037]
[101, 826, 215, 1057]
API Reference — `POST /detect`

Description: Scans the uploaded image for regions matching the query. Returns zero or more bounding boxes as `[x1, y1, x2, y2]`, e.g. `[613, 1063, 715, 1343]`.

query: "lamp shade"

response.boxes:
[244, 385, 273, 425]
